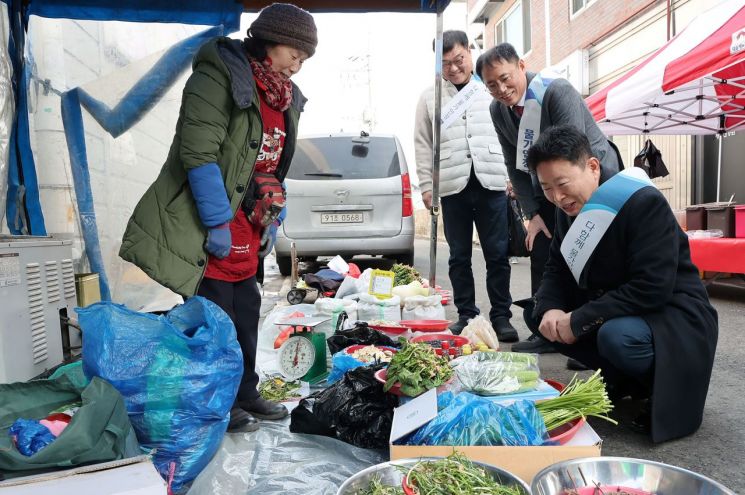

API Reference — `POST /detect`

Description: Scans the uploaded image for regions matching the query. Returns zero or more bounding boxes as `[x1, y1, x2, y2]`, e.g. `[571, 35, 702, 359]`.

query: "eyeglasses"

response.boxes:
[442, 53, 466, 70]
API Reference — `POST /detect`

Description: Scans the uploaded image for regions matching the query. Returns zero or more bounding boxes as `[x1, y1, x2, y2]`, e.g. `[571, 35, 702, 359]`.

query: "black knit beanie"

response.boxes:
[248, 3, 318, 58]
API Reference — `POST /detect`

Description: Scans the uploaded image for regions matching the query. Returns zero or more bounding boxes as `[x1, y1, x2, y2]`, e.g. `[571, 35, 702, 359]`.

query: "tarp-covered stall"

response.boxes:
[0, 0, 450, 308]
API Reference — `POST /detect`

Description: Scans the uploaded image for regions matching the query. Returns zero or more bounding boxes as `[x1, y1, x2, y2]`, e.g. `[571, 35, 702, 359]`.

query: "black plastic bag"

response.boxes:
[326, 322, 398, 355]
[289, 364, 398, 449]
[508, 197, 530, 257]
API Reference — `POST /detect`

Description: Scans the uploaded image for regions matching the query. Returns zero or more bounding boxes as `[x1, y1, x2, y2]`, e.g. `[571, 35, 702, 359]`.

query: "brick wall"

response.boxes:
[549, 0, 657, 64]
[481, 0, 658, 68]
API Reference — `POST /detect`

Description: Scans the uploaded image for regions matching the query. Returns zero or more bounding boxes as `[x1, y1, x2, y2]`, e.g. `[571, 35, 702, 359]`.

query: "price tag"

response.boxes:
[368, 269, 395, 299]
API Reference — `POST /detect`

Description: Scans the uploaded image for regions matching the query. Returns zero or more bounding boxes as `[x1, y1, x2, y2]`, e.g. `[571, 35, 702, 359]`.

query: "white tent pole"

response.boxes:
[428, 5, 444, 290]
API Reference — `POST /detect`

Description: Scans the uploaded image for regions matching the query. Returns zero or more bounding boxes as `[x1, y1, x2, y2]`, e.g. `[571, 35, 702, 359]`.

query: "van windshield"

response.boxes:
[287, 137, 401, 180]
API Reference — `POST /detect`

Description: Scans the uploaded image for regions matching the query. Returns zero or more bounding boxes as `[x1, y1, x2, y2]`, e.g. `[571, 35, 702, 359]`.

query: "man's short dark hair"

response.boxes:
[475, 43, 520, 78]
[527, 125, 595, 172]
[434, 30, 469, 53]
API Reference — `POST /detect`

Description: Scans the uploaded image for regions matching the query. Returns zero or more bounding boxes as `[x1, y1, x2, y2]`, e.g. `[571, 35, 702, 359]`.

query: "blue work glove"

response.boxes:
[206, 223, 232, 259]
[187, 163, 233, 257]
[258, 221, 278, 258]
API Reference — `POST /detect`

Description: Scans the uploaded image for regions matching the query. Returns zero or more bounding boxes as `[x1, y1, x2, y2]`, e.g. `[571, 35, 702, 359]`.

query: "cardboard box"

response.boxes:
[75, 272, 101, 307]
[0, 456, 167, 494]
[389, 389, 602, 484]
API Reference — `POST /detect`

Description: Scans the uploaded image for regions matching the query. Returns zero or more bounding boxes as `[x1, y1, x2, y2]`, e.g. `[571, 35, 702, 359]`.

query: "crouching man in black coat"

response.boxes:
[527, 125, 718, 443]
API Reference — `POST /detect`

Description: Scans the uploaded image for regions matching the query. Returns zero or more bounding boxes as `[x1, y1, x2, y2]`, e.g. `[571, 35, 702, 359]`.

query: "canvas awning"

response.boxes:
[586, 0, 745, 136]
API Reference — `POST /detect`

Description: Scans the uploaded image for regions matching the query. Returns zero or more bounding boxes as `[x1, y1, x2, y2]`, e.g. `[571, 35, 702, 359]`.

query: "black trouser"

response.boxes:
[529, 199, 557, 296]
[522, 302, 654, 390]
[441, 170, 512, 321]
[197, 276, 262, 402]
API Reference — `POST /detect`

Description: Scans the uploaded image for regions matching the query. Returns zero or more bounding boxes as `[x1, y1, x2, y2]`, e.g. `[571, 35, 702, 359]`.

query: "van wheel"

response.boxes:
[277, 256, 292, 276]
[395, 251, 415, 266]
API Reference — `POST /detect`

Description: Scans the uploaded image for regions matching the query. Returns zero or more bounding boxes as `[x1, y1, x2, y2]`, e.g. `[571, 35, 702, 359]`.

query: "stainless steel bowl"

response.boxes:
[531, 457, 736, 495]
[337, 457, 530, 494]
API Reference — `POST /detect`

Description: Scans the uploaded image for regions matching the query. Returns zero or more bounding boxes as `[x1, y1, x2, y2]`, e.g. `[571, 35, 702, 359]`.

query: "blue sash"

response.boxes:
[516, 69, 560, 172]
[561, 168, 654, 283]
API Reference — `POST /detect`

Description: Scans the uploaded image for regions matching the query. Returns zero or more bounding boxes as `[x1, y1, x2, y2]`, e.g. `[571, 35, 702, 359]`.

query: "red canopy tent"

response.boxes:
[586, 0, 745, 200]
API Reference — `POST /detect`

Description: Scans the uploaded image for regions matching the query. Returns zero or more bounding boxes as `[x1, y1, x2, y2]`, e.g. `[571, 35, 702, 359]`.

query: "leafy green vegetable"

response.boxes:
[536, 370, 617, 431]
[258, 377, 301, 402]
[384, 339, 452, 397]
[403, 452, 526, 494]
[355, 474, 404, 495]
[391, 263, 420, 286]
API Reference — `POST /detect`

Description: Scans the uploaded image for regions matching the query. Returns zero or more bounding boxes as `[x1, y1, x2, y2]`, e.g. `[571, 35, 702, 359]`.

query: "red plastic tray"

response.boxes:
[402, 474, 416, 495]
[368, 323, 409, 335]
[398, 319, 451, 332]
[544, 379, 586, 444]
[410, 334, 470, 347]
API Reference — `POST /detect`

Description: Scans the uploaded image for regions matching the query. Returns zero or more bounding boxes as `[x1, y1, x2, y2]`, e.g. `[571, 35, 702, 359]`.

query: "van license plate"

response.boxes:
[320, 213, 363, 224]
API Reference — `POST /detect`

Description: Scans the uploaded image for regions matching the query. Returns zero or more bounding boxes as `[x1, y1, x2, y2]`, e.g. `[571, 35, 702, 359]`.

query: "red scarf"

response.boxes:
[249, 57, 293, 112]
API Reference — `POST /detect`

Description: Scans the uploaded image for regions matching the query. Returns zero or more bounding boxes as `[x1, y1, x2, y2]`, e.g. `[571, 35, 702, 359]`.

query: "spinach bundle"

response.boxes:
[384, 340, 453, 397]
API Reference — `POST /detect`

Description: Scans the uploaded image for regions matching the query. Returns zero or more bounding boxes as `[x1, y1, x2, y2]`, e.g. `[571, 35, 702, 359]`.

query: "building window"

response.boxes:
[495, 1, 531, 56]
[571, 0, 596, 15]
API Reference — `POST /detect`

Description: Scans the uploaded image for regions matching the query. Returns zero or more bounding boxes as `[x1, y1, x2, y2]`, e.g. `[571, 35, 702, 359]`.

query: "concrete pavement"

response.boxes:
[260, 238, 744, 491]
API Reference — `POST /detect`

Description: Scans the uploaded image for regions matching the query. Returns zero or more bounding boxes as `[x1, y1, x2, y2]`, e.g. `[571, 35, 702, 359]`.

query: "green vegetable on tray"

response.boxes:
[456, 352, 541, 395]
[391, 263, 421, 287]
[355, 475, 405, 495]
[403, 452, 526, 495]
[385, 339, 453, 397]
[258, 377, 301, 402]
[474, 351, 538, 365]
[535, 369, 618, 431]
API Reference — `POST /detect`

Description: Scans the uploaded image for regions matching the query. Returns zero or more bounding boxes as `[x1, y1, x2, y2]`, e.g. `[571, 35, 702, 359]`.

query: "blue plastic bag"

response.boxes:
[327, 352, 367, 384]
[8, 419, 56, 456]
[80, 297, 242, 494]
[405, 393, 548, 447]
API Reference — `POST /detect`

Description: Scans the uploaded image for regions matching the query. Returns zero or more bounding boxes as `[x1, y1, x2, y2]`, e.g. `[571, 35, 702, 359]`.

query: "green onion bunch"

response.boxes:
[535, 370, 618, 431]
[356, 475, 404, 495]
[404, 453, 526, 494]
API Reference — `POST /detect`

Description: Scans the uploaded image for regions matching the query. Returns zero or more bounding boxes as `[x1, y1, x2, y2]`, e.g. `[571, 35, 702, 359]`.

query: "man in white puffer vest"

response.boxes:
[414, 30, 517, 342]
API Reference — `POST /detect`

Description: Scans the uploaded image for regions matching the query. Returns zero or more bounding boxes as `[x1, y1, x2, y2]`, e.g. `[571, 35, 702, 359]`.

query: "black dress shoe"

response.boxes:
[566, 357, 590, 371]
[228, 407, 259, 432]
[449, 317, 470, 335]
[630, 402, 652, 434]
[239, 396, 289, 420]
[511, 334, 557, 354]
[491, 317, 519, 343]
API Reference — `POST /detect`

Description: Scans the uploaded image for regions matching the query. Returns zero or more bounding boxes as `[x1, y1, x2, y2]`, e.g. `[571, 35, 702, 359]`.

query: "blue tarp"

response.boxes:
[26, 0, 242, 31]
[3, 0, 241, 236]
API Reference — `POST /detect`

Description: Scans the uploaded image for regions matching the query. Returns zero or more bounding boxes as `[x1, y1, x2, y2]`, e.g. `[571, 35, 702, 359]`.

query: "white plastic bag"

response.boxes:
[314, 298, 358, 338]
[455, 352, 540, 395]
[401, 294, 446, 320]
[356, 293, 401, 322]
[460, 315, 500, 350]
[327, 255, 350, 275]
[334, 276, 360, 300]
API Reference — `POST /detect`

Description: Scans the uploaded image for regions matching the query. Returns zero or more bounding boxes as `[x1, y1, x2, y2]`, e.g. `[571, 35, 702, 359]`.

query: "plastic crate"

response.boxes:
[706, 205, 735, 238]
[685, 205, 707, 231]
[736, 205, 745, 238]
